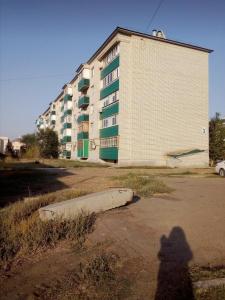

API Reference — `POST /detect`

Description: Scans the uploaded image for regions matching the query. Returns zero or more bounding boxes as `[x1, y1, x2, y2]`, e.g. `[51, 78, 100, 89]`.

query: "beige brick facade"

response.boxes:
[36, 27, 212, 167]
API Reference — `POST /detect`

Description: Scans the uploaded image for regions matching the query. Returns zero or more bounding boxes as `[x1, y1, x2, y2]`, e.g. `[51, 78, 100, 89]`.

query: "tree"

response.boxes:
[21, 133, 39, 158]
[37, 128, 59, 158]
[209, 112, 225, 164]
[21, 133, 37, 148]
[5, 140, 14, 156]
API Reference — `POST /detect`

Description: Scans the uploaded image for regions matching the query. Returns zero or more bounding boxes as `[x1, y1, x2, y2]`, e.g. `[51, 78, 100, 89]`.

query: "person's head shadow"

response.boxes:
[155, 226, 195, 300]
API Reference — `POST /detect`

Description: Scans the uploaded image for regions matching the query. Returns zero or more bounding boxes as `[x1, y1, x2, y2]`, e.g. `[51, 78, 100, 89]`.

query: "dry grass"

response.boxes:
[32, 251, 131, 300]
[191, 265, 225, 300]
[191, 264, 225, 282]
[113, 173, 173, 197]
[0, 158, 108, 170]
[195, 285, 225, 300]
[43, 158, 109, 168]
[0, 189, 95, 264]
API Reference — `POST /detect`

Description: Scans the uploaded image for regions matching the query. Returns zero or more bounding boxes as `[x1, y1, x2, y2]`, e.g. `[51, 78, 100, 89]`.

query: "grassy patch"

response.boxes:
[32, 251, 131, 300]
[194, 285, 225, 300]
[0, 189, 95, 264]
[113, 173, 173, 197]
[191, 265, 225, 300]
[43, 159, 109, 168]
[118, 165, 172, 169]
[0, 159, 109, 170]
[191, 264, 225, 282]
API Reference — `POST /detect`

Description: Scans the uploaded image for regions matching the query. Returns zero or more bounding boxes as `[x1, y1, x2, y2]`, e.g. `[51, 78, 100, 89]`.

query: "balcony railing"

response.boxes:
[78, 78, 90, 92]
[64, 109, 72, 117]
[78, 96, 89, 109]
[77, 132, 89, 140]
[100, 125, 118, 138]
[63, 123, 72, 129]
[77, 114, 89, 123]
[61, 136, 71, 144]
[64, 94, 72, 102]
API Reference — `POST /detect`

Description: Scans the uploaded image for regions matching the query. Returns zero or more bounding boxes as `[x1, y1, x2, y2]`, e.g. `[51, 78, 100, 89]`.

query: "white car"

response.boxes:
[215, 160, 225, 177]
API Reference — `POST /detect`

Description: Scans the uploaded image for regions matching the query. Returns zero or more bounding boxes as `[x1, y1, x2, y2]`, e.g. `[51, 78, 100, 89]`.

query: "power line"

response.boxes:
[0, 73, 72, 82]
[145, 0, 166, 32]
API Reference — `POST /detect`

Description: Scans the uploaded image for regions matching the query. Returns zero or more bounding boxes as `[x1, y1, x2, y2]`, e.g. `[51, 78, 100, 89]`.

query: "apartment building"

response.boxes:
[36, 27, 212, 167]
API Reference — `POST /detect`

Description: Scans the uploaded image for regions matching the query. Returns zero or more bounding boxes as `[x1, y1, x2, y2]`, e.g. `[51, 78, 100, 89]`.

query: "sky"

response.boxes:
[0, 0, 224, 139]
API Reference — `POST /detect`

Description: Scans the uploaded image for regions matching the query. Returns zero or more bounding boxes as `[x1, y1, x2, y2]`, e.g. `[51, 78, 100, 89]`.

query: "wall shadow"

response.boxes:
[155, 226, 194, 300]
[0, 162, 75, 207]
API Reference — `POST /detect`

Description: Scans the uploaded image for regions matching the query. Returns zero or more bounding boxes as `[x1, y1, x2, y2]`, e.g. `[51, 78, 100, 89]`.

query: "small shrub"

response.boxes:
[22, 145, 40, 159]
[81, 252, 117, 287]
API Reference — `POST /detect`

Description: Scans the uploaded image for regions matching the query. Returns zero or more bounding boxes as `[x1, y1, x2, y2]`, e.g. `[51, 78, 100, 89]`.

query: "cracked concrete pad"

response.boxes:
[39, 188, 133, 221]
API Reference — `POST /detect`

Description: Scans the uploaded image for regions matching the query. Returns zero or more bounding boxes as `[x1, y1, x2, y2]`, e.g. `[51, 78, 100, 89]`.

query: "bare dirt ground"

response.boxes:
[1, 166, 225, 299]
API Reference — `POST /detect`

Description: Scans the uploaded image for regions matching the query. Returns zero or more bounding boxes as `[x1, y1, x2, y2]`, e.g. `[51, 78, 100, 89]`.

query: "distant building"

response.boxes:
[36, 27, 212, 167]
[0, 136, 9, 154]
[12, 138, 25, 152]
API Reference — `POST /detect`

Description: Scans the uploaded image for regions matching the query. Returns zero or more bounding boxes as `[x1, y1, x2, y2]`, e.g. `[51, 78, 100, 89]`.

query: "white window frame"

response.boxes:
[103, 44, 120, 67]
[102, 114, 118, 129]
[102, 67, 119, 88]
[102, 91, 119, 108]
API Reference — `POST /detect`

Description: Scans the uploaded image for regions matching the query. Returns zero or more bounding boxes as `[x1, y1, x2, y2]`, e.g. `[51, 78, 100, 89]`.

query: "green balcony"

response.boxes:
[51, 120, 56, 125]
[101, 56, 120, 79]
[63, 122, 72, 129]
[77, 114, 89, 123]
[100, 125, 118, 138]
[77, 132, 89, 140]
[63, 150, 71, 158]
[62, 136, 71, 144]
[78, 96, 89, 108]
[64, 109, 72, 117]
[64, 94, 72, 102]
[51, 111, 56, 115]
[100, 147, 118, 160]
[78, 78, 90, 92]
[60, 116, 64, 123]
[61, 106, 64, 112]
[100, 102, 119, 120]
[100, 80, 119, 99]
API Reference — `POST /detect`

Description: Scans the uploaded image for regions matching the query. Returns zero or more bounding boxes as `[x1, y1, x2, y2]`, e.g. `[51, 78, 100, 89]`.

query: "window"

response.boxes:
[102, 67, 119, 88]
[103, 119, 108, 128]
[102, 91, 119, 107]
[103, 44, 119, 67]
[112, 115, 117, 125]
[102, 114, 118, 128]
[100, 136, 119, 148]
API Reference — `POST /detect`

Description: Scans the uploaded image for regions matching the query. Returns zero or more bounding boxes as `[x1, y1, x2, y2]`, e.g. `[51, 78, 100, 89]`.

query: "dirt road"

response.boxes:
[1, 167, 225, 299]
[88, 176, 225, 299]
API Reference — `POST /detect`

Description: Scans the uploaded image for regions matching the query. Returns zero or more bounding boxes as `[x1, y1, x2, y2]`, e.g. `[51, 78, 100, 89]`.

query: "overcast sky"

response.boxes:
[0, 0, 224, 138]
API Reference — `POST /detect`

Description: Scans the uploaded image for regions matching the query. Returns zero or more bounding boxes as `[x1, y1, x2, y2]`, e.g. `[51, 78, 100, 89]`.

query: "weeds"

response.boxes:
[191, 264, 225, 282]
[113, 173, 173, 197]
[33, 251, 131, 300]
[7, 189, 87, 223]
[43, 159, 109, 169]
[0, 189, 95, 264]
[194, 285, 225, 300]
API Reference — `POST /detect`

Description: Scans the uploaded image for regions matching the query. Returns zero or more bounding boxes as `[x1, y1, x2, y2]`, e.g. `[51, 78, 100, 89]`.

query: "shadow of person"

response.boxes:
[155, 227, 194, 300]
